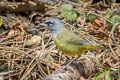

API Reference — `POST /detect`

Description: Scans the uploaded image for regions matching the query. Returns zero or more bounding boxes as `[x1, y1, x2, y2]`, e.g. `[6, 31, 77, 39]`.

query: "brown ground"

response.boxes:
[0, 0, 119, 80]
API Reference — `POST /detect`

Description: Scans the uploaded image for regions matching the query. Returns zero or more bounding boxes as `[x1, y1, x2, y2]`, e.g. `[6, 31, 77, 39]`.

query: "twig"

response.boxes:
[0, 1, 45, 12]
[109, 23, 120, 44]
[20, 56, 38, 80]
[108, 23, 120, 60]
[63, 0, 80, 6]
[0, 33, 19, 43]
[0, 71, 14, 76]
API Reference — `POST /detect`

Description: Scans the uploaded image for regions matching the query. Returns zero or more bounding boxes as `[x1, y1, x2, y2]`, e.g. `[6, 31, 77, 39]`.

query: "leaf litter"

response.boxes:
[0, 0, 120, 80]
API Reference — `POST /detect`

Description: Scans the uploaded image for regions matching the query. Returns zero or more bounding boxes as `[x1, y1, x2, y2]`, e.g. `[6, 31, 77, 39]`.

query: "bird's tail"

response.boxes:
[86, 42, 103, 50]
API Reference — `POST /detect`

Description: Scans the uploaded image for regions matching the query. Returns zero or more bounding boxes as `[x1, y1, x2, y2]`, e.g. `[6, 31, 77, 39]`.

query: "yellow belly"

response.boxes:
[53, 28, 102, 57]
[54, 37, 86, 56]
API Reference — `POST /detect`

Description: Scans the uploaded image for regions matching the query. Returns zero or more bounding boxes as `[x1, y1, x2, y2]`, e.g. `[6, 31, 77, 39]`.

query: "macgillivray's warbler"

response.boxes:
[41, 18, 103, 65]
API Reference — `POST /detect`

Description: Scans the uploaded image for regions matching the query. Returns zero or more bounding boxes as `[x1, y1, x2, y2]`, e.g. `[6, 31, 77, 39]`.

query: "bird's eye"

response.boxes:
[44, 21, 54, 27]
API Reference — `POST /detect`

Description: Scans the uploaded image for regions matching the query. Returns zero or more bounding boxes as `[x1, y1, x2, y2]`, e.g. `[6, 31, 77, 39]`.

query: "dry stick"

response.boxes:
[0, 33, 19, 43]
[0, 59, 30, 61]
[36, 33, 58, 77]
[36, 32, 51, 77]
[108, 23, 120, 76]
[109, 23, 120, 44]
[63, 0, 80, 6]
[0, 39, 59, 79]
[26, 48, 60, 68]
[20, 32, 57, 80]
[4, 72, 20, 79]
[20, 53, 44, 80]
[37, 33, 57, 77]
[44, 54, 99, 80]
[96, 13, 120, 60]
[108, 23, 120, 60]
[0, 1, 44, 12]
[37, 64, 47, 78]
[20, 56, 38, 80]
[0, 71, 14, 76]
[58, 52, 63, 64]
[0, 46, 59, 68]
[44, 0, 62, 8]
[47, 66, 50, 75]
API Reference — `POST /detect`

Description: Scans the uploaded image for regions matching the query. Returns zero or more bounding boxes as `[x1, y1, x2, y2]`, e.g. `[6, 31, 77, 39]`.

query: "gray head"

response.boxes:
[43, 19, 65, 39]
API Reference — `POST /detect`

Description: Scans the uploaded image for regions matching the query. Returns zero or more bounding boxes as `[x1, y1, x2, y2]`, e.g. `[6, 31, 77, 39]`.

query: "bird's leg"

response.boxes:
[65, 55, 81, 67]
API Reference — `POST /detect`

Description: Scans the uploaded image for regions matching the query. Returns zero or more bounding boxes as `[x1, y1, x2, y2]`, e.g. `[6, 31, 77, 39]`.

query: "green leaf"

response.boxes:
[87, 12, 97, 22]
[70, 11, 78, 21]
[61, 4, 79, 22]
[104, 9, 112, 25]
[94, 70, 114, 80]
[108, 75, 114, 80]
[94, 71, 106, 80]
[105, 9, 112, 19]
[111, 15, 120, 24]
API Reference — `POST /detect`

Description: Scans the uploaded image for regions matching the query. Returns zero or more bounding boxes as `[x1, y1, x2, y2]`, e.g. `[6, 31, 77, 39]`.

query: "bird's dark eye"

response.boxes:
[44, 21, 54, 27]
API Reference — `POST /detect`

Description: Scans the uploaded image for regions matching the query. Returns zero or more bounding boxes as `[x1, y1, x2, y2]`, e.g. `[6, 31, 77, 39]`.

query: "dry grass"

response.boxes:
[0, 0, 120, 80]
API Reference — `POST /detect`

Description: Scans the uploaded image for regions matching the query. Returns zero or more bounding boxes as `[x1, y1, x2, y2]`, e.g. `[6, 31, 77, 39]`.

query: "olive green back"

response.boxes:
[54, 28, 102, 56]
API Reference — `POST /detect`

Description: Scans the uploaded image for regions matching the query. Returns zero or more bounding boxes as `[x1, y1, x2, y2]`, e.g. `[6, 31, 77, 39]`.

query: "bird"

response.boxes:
[42, 18, 103, 65]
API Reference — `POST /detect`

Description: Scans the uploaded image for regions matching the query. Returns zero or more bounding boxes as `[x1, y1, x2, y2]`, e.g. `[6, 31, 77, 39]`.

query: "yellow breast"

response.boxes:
[54, 28, 102, 57]
[54, 29, 84, 56]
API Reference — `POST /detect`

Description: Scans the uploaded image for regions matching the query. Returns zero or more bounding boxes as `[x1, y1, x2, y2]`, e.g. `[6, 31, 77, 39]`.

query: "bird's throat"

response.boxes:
[52, 28, 64, 40]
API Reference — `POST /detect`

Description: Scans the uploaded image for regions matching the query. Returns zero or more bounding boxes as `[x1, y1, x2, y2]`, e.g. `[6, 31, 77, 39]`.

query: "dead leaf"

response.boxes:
[24, 35, 41, 47]
[7, 29, 20, 37]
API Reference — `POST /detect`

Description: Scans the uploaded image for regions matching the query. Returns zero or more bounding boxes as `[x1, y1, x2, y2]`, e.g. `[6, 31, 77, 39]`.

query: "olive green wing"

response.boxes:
[67, 37, 91, 45]
[63, 30, 102, 49]
[57, 28, 102, 50]
[57, 28, 85, 44]
[67, 36, 102, 50]
[59, 29, 91, 45]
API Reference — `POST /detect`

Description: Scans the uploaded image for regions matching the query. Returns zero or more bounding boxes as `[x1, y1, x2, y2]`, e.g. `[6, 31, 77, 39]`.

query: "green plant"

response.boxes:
[61, 4, 80, 22]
